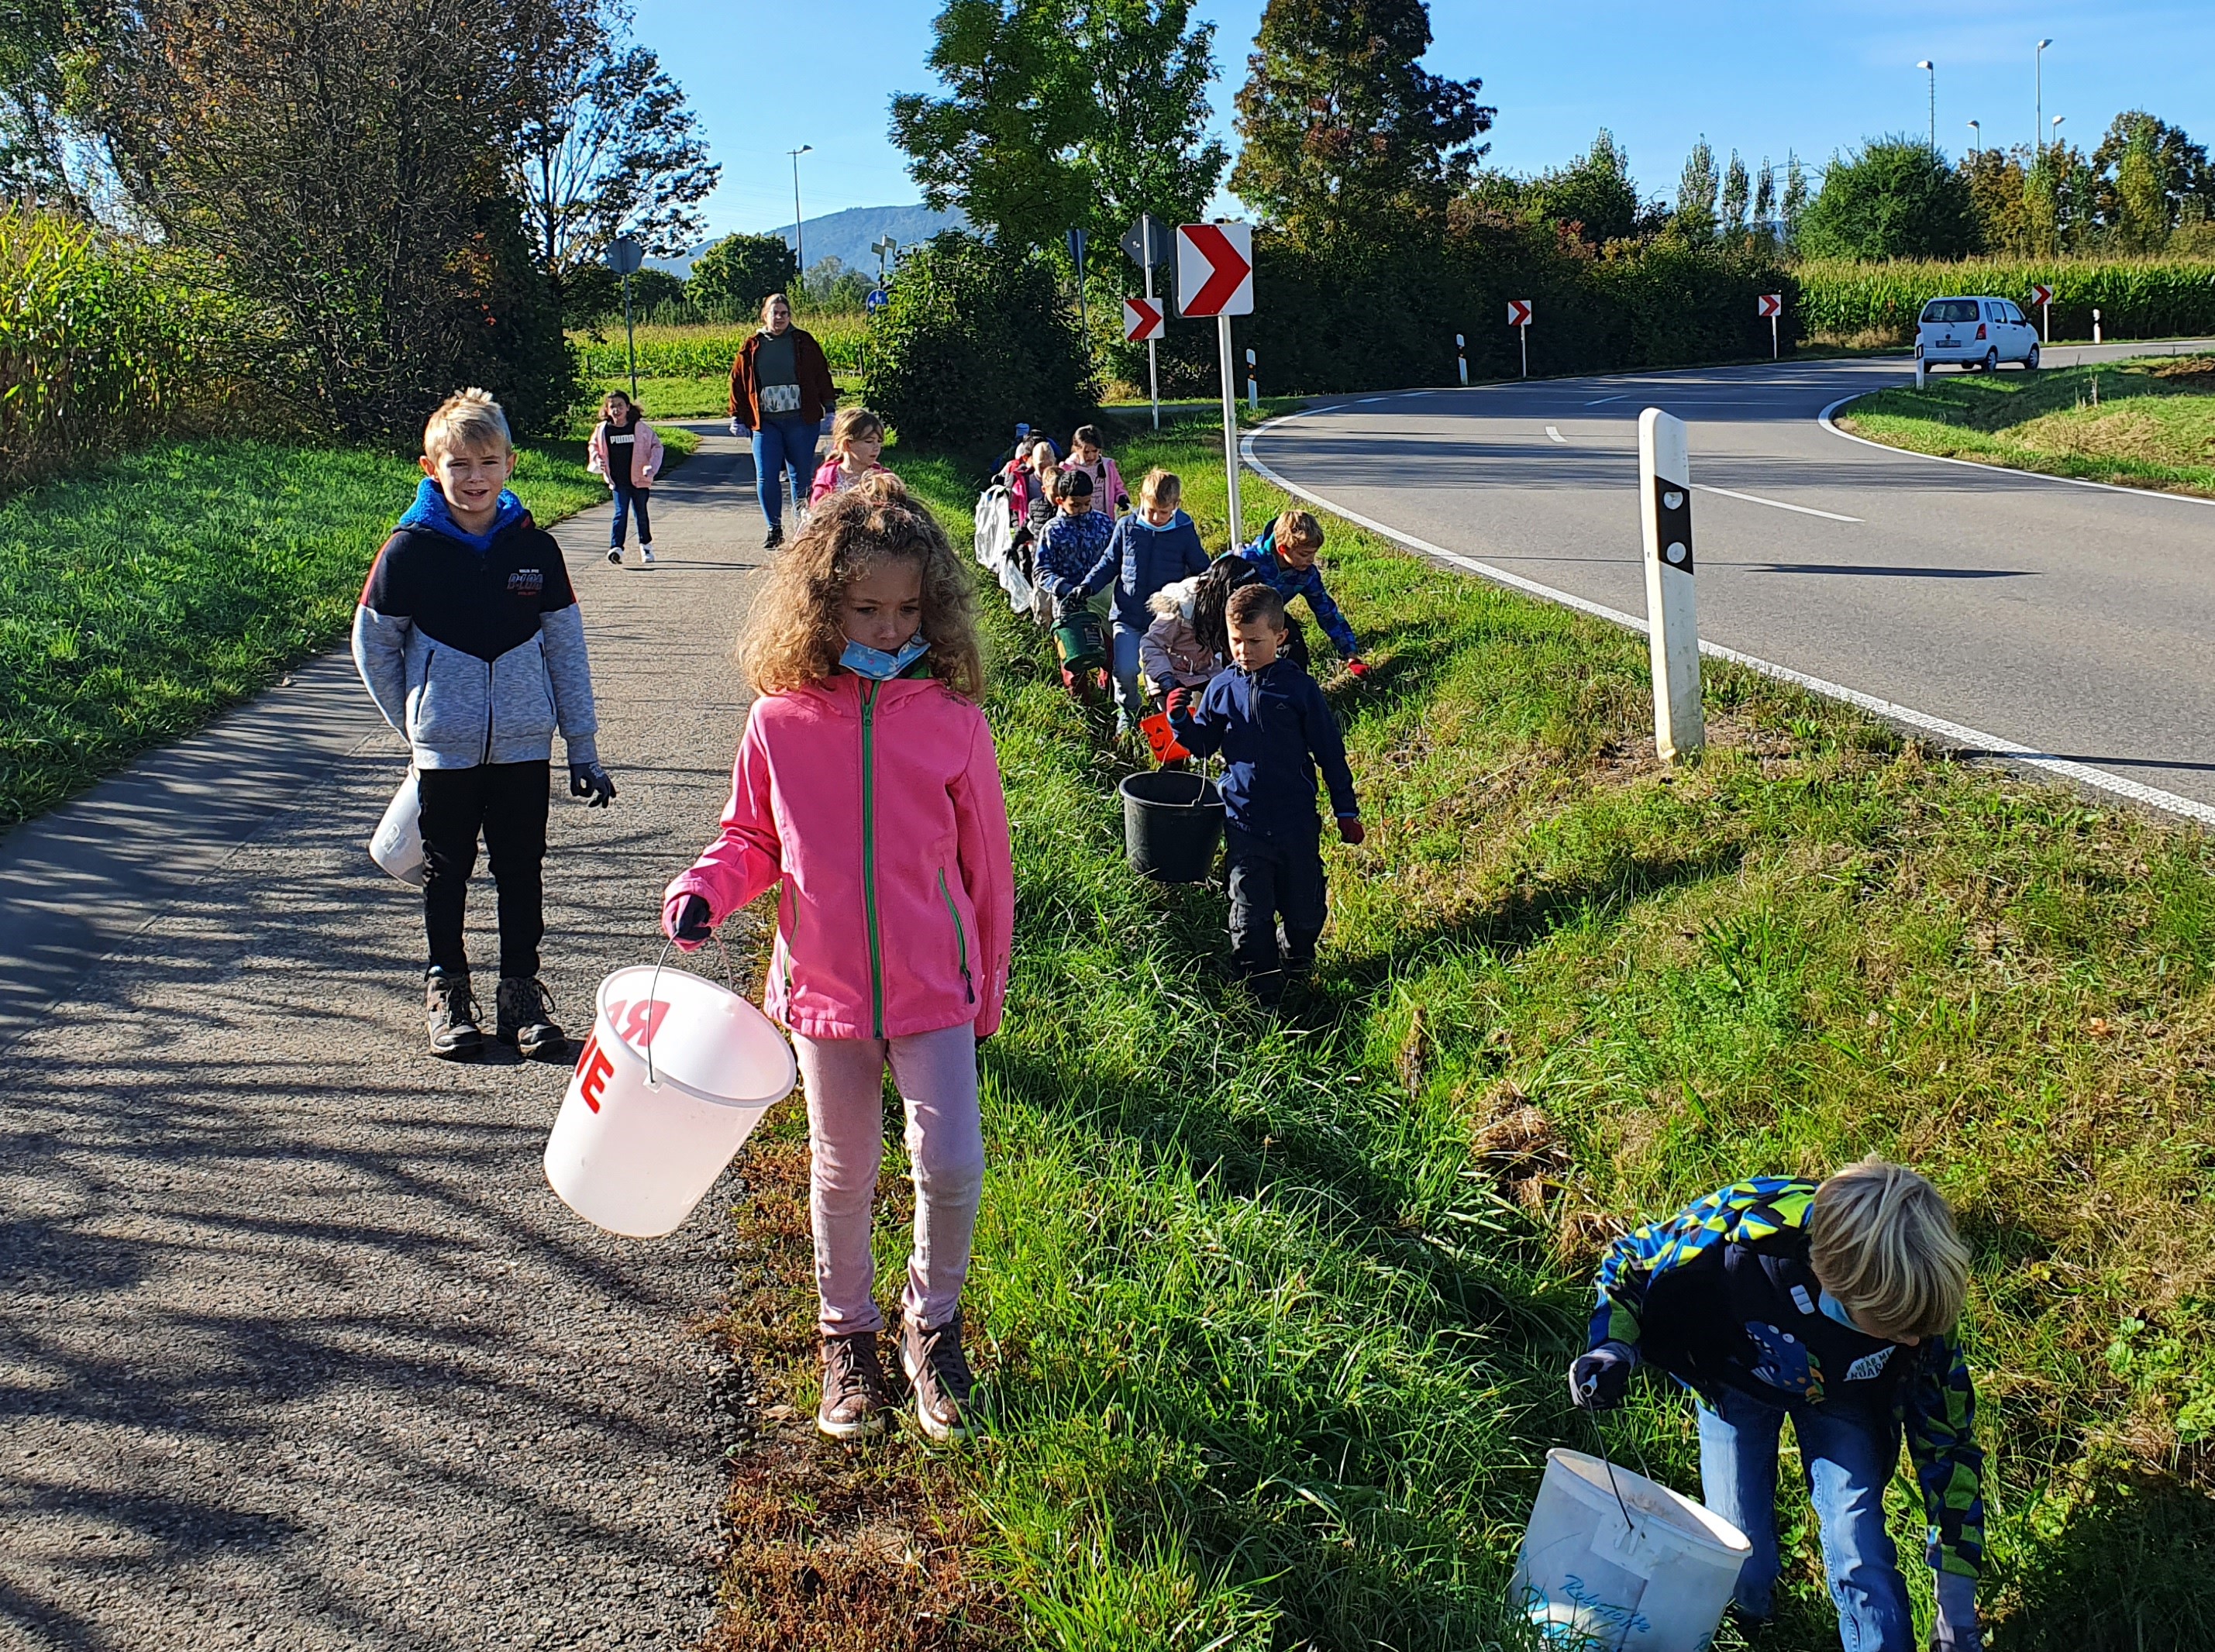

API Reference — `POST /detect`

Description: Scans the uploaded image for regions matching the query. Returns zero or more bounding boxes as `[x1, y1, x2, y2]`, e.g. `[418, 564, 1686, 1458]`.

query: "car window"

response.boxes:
[2003, 302, 2026, 324]
[1921, 300, 1980, 324]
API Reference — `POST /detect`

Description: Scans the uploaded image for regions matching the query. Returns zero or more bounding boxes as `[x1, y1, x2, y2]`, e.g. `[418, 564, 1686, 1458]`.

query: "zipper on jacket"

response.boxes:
[481, 656, 494, 765]
[937, 867, 974, 1005]
[859, 680, 886, 1037]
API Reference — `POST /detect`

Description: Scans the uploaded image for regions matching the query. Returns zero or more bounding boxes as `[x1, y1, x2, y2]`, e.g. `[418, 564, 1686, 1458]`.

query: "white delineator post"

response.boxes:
[1245, 347, 1258, 411]
[1639, 408, 1704, 762]
[1456, 332, 1469, 386]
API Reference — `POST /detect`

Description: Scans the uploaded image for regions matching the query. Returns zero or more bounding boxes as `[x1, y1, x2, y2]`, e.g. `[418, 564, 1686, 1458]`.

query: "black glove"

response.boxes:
[1569, 1341, 1635, 1410]
[569, 762, 616, 807]
[673, 894, 712, 945]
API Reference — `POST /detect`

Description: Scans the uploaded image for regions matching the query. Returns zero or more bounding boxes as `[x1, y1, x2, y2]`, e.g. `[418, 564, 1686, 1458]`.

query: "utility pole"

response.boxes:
[787, 144, 812, 285]
[1966, 119, 1979, 160]
[1917, 61, 1935, 151]
[2035, 39, 2051, 160]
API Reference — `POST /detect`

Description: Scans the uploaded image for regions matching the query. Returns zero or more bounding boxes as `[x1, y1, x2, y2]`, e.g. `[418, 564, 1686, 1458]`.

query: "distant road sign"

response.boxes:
[864, 287, 890, 314]
[1123, 296, 1164, 342]
[1757, 293, 1783, 318]
[1121, 213, 1165, 270]
[1507, 298, 1533, 328]
[2029, 282, 2054, 307]
[1176, 222, 1254, 318]
[605, 236, 644, 276]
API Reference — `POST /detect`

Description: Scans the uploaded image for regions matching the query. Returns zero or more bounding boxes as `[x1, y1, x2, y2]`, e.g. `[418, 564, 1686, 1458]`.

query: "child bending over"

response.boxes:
[1236, 510, 1369, 679]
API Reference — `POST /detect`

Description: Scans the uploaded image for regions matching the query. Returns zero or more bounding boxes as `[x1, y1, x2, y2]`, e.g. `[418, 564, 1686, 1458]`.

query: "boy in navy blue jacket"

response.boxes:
[1167, 584, 1362, 1003]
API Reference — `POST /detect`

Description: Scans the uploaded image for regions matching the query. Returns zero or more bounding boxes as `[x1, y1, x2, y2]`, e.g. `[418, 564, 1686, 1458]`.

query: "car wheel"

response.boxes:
[1982, 348, 2000, 373]
[2024, 344, 2039, 372]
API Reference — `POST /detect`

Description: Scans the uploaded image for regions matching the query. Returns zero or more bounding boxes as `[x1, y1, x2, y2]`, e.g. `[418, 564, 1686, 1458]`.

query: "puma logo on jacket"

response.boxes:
[351, 478, 601, 770]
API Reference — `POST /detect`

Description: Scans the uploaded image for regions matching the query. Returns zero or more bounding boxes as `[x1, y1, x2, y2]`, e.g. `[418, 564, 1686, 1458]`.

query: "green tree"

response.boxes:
[1526, 129, 1640, 247]
[687, 231, 797, 317]
[1721, 148, 1750, 239]
[1230, 0, 1493, 245]
[1961, 145, 2034, 255]
[1798, 135, 1977, 260]
[891, 0, 1225, 253]
[1781, 150, 1808, 246]
[2091, 112, 2211, 248]
[1753, 157, 1776, 232]
[1674, 136, 1718, 238]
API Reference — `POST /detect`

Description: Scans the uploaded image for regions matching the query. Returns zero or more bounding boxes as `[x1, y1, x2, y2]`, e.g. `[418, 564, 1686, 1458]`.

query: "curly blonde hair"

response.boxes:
[739, 484, 985, 699]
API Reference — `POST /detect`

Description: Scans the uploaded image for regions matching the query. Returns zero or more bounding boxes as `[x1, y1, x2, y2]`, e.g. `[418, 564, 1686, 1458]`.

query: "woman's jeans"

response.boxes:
[1111, 623, 1146, 729]
[752, 417, 820, 528]
[610, 483, 651, 548]
[1697, 1385, 1916, 1648]
[791, 1023, 984, 1339]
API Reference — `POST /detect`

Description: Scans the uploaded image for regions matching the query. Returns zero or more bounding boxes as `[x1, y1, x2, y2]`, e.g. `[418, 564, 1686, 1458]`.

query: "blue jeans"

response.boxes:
[1111, 623, 1146, 730]
[610, 484, 652, 548]
[752, 417, 819, 527]
[1697, 1386, 1915, 1650]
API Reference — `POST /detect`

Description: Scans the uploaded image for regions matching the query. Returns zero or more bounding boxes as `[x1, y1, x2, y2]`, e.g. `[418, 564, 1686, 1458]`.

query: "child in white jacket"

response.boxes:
[1139, 576, 1224, 700]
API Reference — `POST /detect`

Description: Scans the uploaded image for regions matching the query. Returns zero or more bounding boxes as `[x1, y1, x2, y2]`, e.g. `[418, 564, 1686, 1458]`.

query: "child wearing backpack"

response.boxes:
[1573, 1159, 1985, 1650]
[1061, 424, 1128, 518]
[585, 389, 664, 567]
[1104, 469, 1210, 735]
[811, 406, 889, 504]
[661, 484, 1012, 1443]
[1236, 511, 1371, 679]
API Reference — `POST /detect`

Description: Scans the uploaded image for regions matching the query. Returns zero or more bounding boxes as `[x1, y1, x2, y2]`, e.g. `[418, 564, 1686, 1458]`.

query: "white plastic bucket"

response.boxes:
[543, 962, 797, 1237]
[1512, 1447, 1751, 1650]
[370, 769, 426, 885]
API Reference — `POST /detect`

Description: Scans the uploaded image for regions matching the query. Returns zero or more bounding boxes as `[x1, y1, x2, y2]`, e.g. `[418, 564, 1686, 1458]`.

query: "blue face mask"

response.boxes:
[839, 635, 930, 680]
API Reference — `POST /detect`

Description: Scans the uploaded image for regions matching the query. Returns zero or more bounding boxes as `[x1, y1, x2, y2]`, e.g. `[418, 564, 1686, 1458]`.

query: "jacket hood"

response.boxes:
[398, 477, 528, 552]
[1128, 508, 1194, 537]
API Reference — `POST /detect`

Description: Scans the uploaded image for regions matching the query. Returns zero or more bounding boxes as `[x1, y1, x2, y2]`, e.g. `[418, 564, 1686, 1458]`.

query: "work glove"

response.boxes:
[1345, 657, 1373, 680]
[1164, 687, 1192, 721]
[568, 762, 617, 808]
[1569, 1341, 1635, 1410]
[1336, 815, 1366, 845]
[1931, 1571, 1980, 1651]
[664, 893, 713, 952]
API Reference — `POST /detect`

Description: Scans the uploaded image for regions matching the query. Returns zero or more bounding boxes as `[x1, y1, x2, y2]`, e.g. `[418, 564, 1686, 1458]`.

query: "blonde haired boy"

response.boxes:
[1572, 1160, 1983, 1650]
[353, 390, 615, 1060]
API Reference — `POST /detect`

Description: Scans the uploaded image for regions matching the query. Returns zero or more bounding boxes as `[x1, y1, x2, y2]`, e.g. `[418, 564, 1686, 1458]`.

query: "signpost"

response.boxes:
[606, 234, 644, 399]
[872, 234, 897, 285]
[1065, 227, 1090, 364]
[1757, 292, 1783, 360]
[864, 287, 890, 314]
[1121, 214, 1166, 428]
[1176, 221, 1256, 546]
[2029, 282, 2053, 342]
[1638, 408, 1703, 761]
[1507, 298, 1533, 378]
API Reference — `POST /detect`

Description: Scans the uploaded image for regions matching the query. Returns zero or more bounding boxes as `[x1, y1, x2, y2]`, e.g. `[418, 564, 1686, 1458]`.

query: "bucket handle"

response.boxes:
[642, 934, 739, 1088]
[1579, 1408, 1655, 1652]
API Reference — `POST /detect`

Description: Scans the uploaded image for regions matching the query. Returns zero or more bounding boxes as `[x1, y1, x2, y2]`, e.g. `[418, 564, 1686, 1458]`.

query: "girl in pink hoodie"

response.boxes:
[662, 479, 1012, 1443]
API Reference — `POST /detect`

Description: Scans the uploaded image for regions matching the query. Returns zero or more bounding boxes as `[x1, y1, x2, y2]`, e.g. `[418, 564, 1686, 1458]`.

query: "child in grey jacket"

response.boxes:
[352, 388, 615, 1062]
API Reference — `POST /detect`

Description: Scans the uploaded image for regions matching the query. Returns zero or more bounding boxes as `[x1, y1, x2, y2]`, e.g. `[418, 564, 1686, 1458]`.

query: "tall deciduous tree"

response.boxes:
[1230, 0, 1492, 245]
[1721, 149, 1750, 239]
[2091, 112, 2212, 246]
[1781, 150, 1808, 245]
[891, 0, 1226, 253]
[1674, 138, 1718, 238]
[1525, 129, 1640, 247]
[1799, 135, 1977, 260]
[686, 231, 798, 317]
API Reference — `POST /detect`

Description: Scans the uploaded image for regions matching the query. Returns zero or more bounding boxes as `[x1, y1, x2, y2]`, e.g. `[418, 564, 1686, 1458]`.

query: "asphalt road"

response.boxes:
[1245, 342, 2215, 815]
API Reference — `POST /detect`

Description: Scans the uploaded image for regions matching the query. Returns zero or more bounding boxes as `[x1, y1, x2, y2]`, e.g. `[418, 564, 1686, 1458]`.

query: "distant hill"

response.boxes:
[649, 203, 969, 280]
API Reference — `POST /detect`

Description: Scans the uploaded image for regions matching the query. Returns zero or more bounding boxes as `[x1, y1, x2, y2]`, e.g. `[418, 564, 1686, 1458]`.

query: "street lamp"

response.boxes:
[2035, 39, 2052, 159]
[1966, 119, 1980, 160]
[787, 144, 812, 286]
[1917, 61, 1935, 151]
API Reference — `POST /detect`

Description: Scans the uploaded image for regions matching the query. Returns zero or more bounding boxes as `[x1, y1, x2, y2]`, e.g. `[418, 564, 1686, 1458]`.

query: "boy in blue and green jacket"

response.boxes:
[1573, 1162, 1984, 1650]
[1235, 510, 1369, 679]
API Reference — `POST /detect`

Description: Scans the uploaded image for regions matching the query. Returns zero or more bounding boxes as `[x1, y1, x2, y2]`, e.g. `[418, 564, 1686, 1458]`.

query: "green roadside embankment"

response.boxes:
[1838, 353, 2215, 498]
[710, 414, 2215, 1650]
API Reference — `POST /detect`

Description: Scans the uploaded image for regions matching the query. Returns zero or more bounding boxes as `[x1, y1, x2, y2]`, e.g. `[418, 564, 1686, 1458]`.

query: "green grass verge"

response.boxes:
[1840, 354, 2215, 497]
[726, 419, 2215, 1650]
[0, 430, 693, 826]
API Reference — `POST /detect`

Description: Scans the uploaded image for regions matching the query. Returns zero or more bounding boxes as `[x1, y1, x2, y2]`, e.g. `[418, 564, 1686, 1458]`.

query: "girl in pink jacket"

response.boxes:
[585, 390, 665, 567]
[809, 406, 890, 504]
[662, 481, 1012, 1444]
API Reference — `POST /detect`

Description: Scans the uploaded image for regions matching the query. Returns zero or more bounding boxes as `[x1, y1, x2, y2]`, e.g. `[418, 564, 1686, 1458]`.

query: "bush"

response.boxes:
[1799, 256, 2215, 344]
[1800, 136, 1980, 261]
[862, 232, 1095, 447]
[687, 230, 798, 317]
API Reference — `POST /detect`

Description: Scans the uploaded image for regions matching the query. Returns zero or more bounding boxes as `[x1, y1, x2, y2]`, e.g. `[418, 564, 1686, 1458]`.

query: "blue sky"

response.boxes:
[642, 0, 2215, 242]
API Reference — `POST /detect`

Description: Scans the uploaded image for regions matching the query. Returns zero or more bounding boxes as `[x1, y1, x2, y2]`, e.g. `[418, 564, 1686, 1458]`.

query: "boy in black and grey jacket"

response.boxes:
[352, 389, 615, 1061]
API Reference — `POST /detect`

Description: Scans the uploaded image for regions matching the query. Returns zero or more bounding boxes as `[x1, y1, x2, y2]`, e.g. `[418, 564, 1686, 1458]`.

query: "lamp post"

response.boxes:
[1966, 119, 1979, 160]
[2035, 39, 2051, 159]
[1917, 61, 1935, 151]
[787, 144, 812, 287]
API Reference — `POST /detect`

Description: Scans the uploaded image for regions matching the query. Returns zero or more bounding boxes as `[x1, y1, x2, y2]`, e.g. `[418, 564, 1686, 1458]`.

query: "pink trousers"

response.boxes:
[791, 1023, 984, 1339]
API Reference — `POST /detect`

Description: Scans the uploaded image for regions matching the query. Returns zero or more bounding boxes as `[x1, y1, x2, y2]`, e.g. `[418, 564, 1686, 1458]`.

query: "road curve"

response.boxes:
[1245, 343, 2215, 816]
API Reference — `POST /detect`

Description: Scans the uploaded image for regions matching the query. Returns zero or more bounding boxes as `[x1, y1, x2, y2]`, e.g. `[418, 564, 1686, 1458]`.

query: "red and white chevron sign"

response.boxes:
[2029, 283, 2054, 307]
[1122, 296, 1164, 342]
[1507, 298, 1533, 328]
[1175, 222, 1253, 318]
[1757, 293, 1783, 319]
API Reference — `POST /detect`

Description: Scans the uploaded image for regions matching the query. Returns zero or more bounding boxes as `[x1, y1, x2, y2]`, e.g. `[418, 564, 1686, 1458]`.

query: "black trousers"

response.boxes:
[417, 761, 549, 979]
[1224, 824, 1328, 995]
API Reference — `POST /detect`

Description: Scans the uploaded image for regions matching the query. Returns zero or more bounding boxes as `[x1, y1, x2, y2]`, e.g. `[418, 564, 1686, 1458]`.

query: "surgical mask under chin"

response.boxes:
[840, 635, 929, 680]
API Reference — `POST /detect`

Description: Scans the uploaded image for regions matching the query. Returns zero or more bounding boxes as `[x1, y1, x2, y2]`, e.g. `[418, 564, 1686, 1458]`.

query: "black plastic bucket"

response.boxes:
[1118, 770, 1225, 883]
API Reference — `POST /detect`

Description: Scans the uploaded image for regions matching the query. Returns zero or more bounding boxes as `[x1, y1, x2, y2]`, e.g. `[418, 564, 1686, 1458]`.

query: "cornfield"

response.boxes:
[1, 205, 211, 491]
[1800, 256, 2215, 345]
[567, 310, 871, 380]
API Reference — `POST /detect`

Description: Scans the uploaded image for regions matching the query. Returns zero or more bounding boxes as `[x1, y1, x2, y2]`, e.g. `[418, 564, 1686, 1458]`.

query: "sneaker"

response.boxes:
[897, 1310, 975, 1440]
[495, 976, 567, 1059]
[425, 969, 484, 1060]
[606, 547, 622, 566]
[817, 1331, 891, 1439]
[639, 545, 655, 566]
[763, 522, 784, 551]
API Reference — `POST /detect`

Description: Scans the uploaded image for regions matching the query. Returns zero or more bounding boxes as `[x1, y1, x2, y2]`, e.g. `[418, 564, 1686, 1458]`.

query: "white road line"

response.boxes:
[1239, 418, 2215, 829]
[1693, 484, 1862, 523]
[1545, 425, 1568, 444]
[1817, 394, 2215, 508]
[1584, 394, 1628, 404]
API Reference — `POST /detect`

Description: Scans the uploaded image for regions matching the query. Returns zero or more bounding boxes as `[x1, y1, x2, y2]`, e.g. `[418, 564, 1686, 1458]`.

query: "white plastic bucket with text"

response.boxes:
[1513, 1447, 1751, 1650]
[543, 962, 797, 1237]
[370, 770, 426, 885]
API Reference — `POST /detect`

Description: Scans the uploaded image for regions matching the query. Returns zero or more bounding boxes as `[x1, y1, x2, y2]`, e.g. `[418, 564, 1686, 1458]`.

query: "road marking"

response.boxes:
[1545, 425, 1567, 444]
[1240, 416, 2215, 829]
[1693, 484, 1862, 523]
[1817, 395, 2215, 508]
[1584, 394, 1628, 405]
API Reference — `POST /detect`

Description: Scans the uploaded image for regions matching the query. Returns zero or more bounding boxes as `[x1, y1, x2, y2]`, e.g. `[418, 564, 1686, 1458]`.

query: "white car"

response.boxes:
[1915, 296, 2040, 373]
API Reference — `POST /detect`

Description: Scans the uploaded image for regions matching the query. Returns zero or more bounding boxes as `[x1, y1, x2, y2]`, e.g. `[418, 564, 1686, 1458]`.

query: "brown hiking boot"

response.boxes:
[897, 1310, 975, 1441]
[496, 976, 567, 1059]
[425, 969, 483, 1061]
[817, 1331, 891, 1439]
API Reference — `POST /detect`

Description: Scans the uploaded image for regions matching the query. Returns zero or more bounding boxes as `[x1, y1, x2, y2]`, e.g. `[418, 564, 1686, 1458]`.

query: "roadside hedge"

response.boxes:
[1799, 257, 2215, 345]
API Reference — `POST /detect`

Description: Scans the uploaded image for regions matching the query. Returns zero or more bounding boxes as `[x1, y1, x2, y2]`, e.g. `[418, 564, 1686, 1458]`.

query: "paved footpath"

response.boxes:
[2, 430, 780, 1649]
